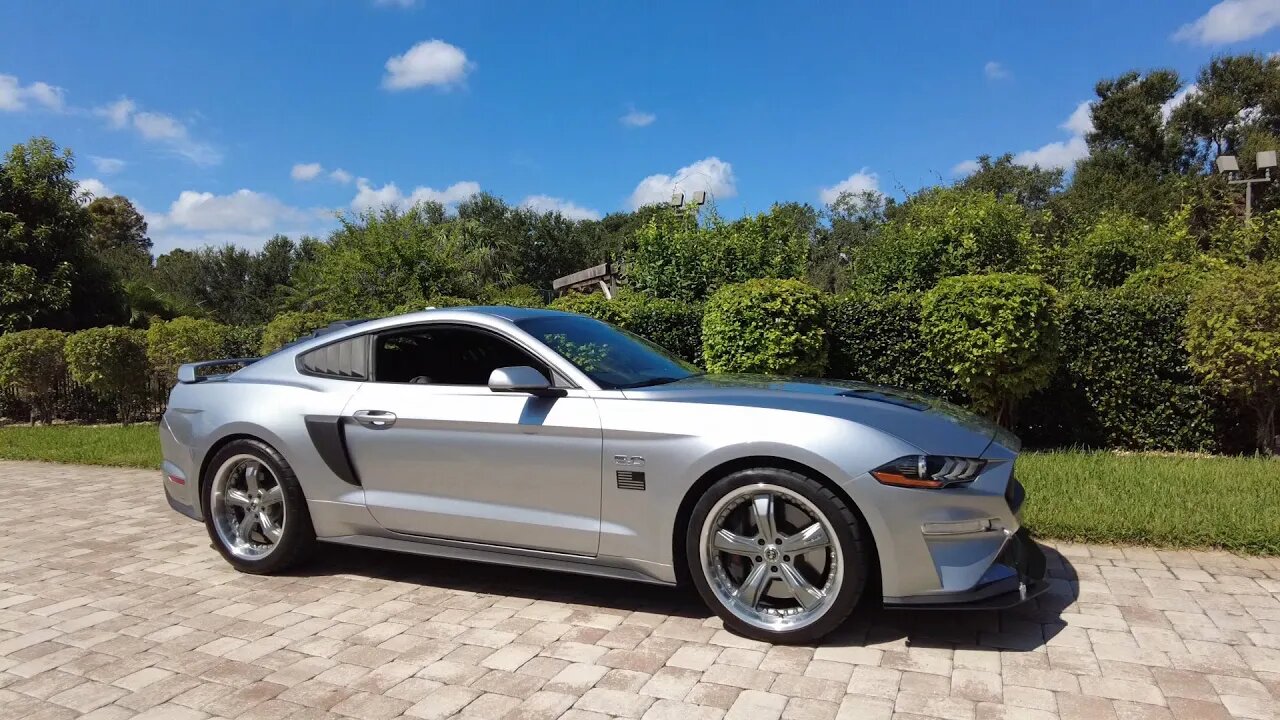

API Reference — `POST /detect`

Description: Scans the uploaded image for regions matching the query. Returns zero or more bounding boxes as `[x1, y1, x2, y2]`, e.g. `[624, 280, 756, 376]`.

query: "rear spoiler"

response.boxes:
[177, 358, 260, 384]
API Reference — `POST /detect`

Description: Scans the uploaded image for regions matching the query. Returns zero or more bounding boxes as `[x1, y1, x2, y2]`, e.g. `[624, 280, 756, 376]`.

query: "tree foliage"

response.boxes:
[259, 310, 337, 355]
[146, 316, 232, 382]
[65, 326, 149, 422]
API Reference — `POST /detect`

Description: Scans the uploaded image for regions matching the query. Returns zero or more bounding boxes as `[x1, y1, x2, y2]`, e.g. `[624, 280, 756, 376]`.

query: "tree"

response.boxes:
[921, 274, 1059, 423]
[809, 191, 888, 293]
[86, 195, 151, 279]
[1061, 210, 1196, 289]
[152, 236, 308, 325]
[65, 326, 149, 423]
[1088, 69, 1183, 172]
[0, 137, 126, 331]
[1185, 263, 1280, 454]
[853, 188, 1035, 292]
[957, 154, 1064, 210]
[1171, 54, 1280, 166]
[0, 328, 67, 424]
[628, 206, 809, 302]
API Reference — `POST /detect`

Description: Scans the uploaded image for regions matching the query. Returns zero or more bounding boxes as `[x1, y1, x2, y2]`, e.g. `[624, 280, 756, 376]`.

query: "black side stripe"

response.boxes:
[304, 415, 362, 486]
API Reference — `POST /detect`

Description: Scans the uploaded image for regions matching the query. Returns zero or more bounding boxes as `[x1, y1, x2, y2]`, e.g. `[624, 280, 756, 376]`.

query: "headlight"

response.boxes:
[871, 455, 986, 489]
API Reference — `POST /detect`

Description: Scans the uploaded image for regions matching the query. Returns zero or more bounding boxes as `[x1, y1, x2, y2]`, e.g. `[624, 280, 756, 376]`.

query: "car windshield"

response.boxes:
[516, 314, 701, 390]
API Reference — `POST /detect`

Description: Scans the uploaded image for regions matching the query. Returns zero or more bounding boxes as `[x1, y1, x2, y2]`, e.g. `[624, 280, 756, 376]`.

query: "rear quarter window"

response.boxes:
[297, 336, 369, 380]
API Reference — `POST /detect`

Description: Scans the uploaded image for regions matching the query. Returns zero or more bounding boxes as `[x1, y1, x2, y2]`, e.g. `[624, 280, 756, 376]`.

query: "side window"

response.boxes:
[297, 336, 368, 380]
[373, 326, 550, 386]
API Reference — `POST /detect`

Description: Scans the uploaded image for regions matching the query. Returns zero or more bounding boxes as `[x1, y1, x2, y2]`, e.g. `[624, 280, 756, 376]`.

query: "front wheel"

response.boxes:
[686, 468, 869, 644]
[203, 438, 315, 574]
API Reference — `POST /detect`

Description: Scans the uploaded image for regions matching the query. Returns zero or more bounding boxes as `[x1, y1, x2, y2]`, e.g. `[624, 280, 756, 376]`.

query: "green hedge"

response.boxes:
[702, 279, 827, 376]
[1019, 288, 1226, 451]
[827, 292, 956, 400]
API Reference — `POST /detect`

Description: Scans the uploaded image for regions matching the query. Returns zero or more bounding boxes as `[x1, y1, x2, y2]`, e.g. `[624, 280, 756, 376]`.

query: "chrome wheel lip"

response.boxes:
[699, 482, 844, 633]
[210, 454, 286, 561]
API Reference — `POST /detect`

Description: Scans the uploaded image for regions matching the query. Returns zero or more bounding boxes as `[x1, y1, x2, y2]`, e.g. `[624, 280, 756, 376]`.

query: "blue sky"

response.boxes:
[3, 0, 1280, 253]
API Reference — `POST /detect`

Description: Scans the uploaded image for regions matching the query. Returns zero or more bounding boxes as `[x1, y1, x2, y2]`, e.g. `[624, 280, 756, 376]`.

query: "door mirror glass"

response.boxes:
[488, 365, 551, 393]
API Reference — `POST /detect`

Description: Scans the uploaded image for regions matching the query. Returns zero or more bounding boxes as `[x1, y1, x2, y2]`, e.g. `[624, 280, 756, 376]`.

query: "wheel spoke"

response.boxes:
[225, 489, 252, 508]
[750, 493, 779, 542]
[735, 562, 771, 609]
[779, 523, 829, 554]
[779, 563, 825, 610]
[713, 529, 759, 556]
[235, 513, 258, 543]
[258, 511, 282, 543]
[259, 485, 283, 508]
[243, 462, 261, 495]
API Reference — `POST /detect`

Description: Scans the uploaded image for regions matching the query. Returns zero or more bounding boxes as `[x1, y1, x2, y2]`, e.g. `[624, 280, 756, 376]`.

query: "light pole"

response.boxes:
[1217, 151, 1277, 223]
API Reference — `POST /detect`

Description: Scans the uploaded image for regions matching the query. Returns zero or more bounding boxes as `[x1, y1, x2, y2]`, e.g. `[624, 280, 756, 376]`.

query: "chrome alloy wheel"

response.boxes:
[699, 483, 844, 633]
[210, 454, 286, 560]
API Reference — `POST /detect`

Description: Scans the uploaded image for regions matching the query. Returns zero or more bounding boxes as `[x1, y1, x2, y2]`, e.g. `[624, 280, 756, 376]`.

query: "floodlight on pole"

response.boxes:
[1221, 151, 1277, 223]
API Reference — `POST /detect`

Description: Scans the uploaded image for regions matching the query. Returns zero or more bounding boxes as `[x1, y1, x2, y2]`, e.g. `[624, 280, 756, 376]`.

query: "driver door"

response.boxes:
[340, 323, 603, 556]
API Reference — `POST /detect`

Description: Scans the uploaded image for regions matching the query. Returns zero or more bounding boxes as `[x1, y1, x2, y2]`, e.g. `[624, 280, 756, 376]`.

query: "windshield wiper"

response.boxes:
[618, 373, 702, 389]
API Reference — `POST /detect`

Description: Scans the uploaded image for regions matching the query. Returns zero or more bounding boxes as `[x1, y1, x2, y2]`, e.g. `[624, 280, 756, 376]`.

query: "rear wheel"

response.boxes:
[203, 439, 314, 574]
[686, 467, 868, 643]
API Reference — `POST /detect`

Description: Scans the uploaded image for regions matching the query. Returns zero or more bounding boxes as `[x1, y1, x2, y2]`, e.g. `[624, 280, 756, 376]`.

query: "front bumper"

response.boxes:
[884, 526, 1048, 609]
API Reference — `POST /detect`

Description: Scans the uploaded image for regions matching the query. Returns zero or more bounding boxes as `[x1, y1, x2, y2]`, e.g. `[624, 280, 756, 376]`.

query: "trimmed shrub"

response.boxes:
[65, 326, 150, 423]
[702, 279, 827, 376]
[1020, 289, 1222, 452]
[260, 311, 336, 355]
[146, 317, 232, 382]
[225, 324, 264, 358]
[921, 273, 1058, 422]
[1186, 262, 1280, 454]
[549, 290, 703, 363]
[0, 328, 67, 424]
[827, 292, 955, 399]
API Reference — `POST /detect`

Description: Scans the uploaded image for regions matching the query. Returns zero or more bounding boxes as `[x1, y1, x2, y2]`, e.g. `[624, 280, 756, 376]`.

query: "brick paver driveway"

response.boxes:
[1, 461, 1278, 720]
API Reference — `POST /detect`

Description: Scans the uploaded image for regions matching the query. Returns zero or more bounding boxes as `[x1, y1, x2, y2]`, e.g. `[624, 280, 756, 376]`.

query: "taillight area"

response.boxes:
[871, 455, 987, 489]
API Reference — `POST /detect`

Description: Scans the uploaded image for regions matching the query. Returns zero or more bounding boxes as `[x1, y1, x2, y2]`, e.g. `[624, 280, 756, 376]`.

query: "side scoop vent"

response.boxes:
[616, 470, 646, 491]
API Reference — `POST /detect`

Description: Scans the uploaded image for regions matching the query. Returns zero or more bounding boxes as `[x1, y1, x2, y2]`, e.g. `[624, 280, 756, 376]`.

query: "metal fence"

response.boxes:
[0, 373, 171, 424]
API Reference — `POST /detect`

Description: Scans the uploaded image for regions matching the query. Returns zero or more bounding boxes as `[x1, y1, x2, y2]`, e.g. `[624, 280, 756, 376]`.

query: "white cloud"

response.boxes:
[291, 162, 324, 181]
[1162, 83, 1200, 122]
[521, 194, 602, 221]
[818, 170, 880, 205]
[1174, 0, 1280, 45]
[628, 156, 737, 209]
[620, 108, 656, 128]
[951, 159, 982, 176]
[77, 178, 112, 200]
[94, 97, 221, 166]
[1013, 136, 1089, 170]
[1062, 100, 1094, 136]
[160, 189, 313, 232]
[1001, 101, 1093, 171]
[89, 156, 126, 175]
[984, 61, 1009, 80]
[383, 39, 472, 90]
[351, 178, 481, 211]
[329, 168, 353, 184]
[0, 74, 65, 112]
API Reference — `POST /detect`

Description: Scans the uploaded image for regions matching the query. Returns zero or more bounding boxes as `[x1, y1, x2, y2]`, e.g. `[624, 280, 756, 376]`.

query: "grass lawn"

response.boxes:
[2, 424, 1276, 554]
[1019, 451, 1280, 555]
[0, 423, 161, 469]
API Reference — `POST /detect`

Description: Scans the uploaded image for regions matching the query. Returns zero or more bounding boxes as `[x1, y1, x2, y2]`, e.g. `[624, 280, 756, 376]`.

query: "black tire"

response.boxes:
[202, 438, 315, 574]
[685, 467, 869, 644]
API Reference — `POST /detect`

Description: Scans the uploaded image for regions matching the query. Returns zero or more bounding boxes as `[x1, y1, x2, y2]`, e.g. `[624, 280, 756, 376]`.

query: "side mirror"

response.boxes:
[488, 366, 552, 394]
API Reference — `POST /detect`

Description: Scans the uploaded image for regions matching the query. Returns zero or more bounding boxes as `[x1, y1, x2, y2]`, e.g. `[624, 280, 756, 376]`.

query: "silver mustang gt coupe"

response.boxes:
[160, 306, 1045, 643]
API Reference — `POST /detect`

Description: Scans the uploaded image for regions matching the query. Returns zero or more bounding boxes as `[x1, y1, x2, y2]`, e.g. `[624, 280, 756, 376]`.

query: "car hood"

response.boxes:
[621, 374, 1019, 457]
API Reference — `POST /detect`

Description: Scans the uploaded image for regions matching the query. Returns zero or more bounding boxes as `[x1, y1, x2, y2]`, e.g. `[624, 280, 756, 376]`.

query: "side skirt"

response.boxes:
[320, 533, 674, 586]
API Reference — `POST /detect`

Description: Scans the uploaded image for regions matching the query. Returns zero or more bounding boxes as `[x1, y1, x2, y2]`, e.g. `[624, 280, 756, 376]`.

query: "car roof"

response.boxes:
[450, 305, 576, 321]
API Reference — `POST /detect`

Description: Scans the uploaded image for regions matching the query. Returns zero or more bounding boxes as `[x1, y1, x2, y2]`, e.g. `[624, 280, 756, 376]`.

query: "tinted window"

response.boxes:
[516, 314, 699, 389]
[373, 325, 550, 386]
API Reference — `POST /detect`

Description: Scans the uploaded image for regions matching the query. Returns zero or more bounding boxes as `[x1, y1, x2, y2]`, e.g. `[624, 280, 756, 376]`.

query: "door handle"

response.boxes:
[352, 409, 397, 428]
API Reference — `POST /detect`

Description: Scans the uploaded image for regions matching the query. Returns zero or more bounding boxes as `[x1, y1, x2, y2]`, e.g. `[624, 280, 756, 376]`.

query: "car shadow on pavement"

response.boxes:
[289, 540, 1079, 651]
